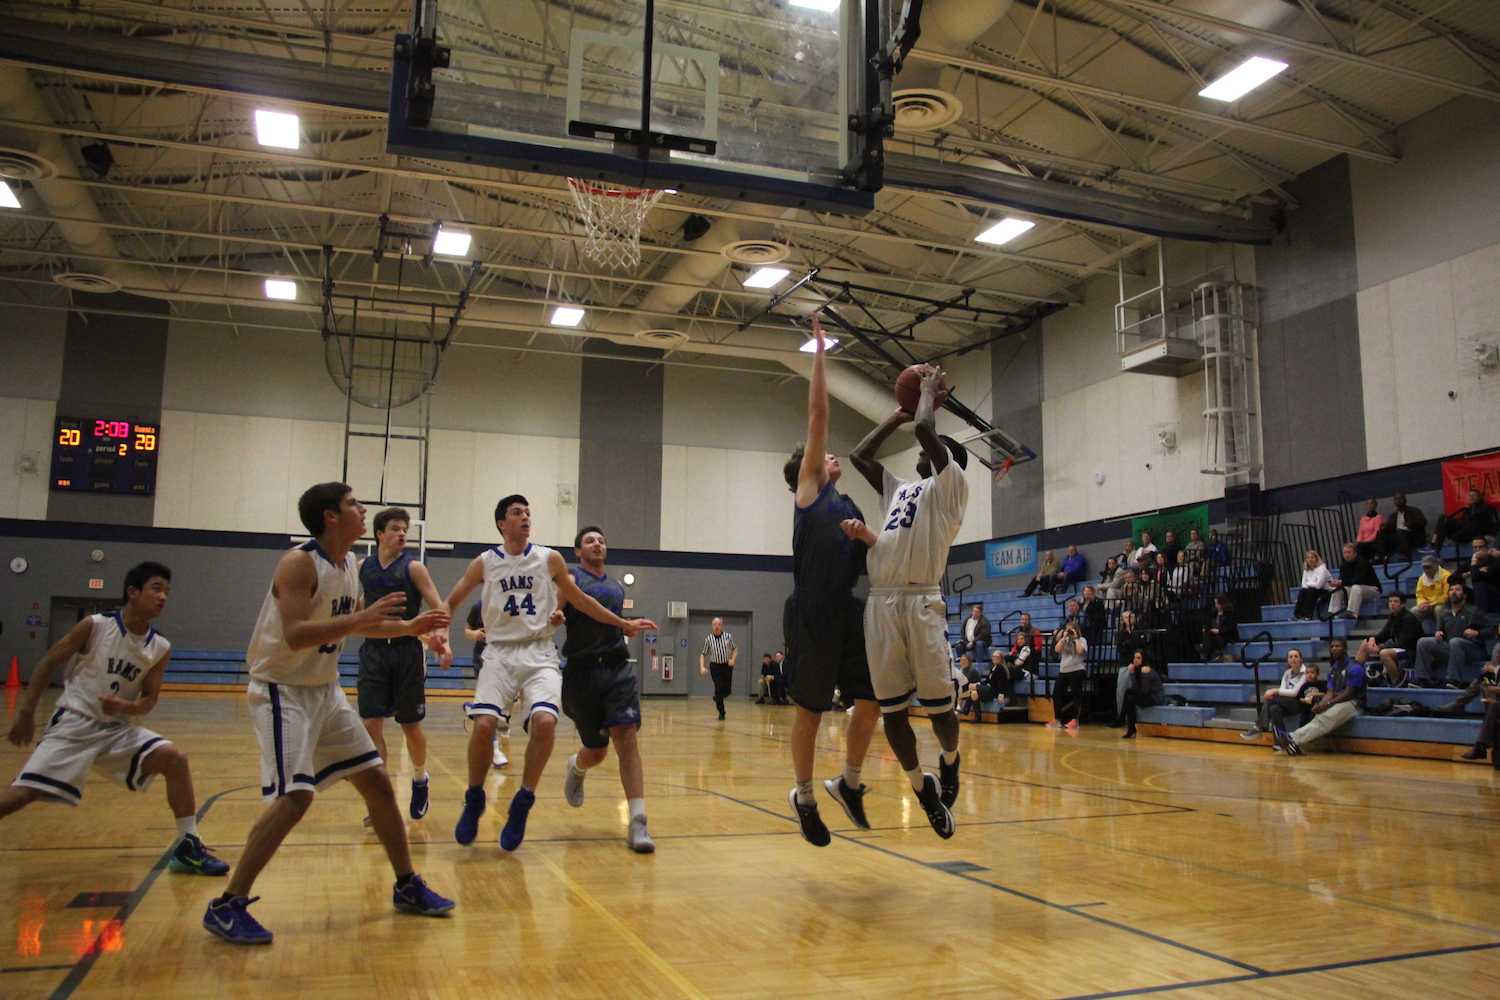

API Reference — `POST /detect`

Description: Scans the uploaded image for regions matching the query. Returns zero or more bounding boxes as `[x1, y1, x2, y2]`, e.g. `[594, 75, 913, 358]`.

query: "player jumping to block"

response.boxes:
[781, 317, 882, 846]
[2, 561, 229, 876]
[204, 483, 454, 945]
[844, 363, 970, 839]
[444, 495, 656, 853]
[559, 524, 657, 853]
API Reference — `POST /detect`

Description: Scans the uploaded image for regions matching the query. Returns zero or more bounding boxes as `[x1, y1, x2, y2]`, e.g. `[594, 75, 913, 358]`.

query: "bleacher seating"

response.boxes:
[949, 543, 1495, 759]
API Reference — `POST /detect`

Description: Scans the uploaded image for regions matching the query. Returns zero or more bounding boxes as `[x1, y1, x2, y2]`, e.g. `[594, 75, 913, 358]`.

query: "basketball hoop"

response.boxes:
[567, 178, 665, 271]
[993, 455, 1015, 489]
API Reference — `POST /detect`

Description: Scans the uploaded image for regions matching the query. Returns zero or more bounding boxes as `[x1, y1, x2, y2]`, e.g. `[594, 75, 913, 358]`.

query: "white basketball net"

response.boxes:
[567, 178, 665, 271]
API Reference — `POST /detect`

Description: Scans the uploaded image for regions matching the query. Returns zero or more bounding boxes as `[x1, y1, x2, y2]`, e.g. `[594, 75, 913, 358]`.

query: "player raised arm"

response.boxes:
[913, 364, 949, 476]
[99, 649, 171, 719]
[272, 549, 414, 651]
[795, 316, 832, 509]
[6, 617, 92, 746]
[850, 408, 912, 494]
[548, 551, 657, 636]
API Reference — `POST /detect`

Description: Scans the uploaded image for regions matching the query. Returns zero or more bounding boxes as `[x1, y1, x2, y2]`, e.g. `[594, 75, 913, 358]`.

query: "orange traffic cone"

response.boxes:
[4, 656, 19, 689]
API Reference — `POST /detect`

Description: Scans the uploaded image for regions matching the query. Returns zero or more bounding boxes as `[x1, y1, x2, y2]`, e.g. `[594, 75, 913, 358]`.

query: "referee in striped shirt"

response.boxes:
[699, 619, 739, 721]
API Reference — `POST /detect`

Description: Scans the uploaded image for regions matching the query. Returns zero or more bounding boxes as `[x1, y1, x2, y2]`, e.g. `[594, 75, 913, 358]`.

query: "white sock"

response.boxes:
[628, 798, 646, 820]
[842, 765, 862, 789]
[175, 815, 198, 838]
[795, 779, 816, 805]
[414, 770, 429, 783]
[940, 749, 959, 766]
[905, 767, 925, 793]
[569, 753, 587, 774]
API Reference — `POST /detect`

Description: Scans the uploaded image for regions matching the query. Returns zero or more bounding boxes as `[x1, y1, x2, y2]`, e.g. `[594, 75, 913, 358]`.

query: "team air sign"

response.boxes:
[984, 534, 1038, 579]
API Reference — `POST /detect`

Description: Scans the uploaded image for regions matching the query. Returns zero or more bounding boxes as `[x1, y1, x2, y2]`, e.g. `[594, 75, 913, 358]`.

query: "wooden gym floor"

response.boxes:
[1, 689, 1498, 999]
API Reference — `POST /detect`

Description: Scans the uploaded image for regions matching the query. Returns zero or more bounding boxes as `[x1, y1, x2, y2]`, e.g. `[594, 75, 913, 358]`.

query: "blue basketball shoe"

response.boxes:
[168, 833, 230, 876]
[203, 894, 273, 945]
[393, 874, 455, 916]
[499, 786, 535, 852]
[454, 786, 485, 845]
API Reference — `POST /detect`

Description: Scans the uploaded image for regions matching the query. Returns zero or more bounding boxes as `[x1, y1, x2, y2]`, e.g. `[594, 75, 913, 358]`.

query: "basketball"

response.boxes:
[895, 365, 949, 414]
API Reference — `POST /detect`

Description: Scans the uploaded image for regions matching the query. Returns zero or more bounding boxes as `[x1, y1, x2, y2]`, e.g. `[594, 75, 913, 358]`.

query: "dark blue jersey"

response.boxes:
[563, 566, 627, 662]
[359, 551, 422, 621]
[792, 480, 866, 603]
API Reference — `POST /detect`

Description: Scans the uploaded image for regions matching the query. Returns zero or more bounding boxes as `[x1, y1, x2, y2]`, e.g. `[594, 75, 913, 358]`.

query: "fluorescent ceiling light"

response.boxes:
[263, 278, 297, 301]
[0, 181, 19, 209]
[254, 109, 300, 149]
[662, 188, 679, 194]
[1198, 56, 1289, 102]
[975, 217, 1035, 246]
[799, 335, 838, 353]
[744, 267, 790, 289]
[790, 0, 841, 11]
[550, 306, 586, 327]
[432, 227, 472, 257]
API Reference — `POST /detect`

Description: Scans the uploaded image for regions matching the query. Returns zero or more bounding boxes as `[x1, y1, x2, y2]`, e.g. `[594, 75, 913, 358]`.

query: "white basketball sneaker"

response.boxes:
[492, 738, 508, 769]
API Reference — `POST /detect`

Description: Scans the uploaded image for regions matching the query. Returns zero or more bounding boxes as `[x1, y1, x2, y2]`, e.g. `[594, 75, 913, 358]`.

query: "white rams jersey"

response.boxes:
[247, 540, 362, 687]
[867, 460, 969, 589]
[480, 543, 559, 642]
[57, 613, 170, 724]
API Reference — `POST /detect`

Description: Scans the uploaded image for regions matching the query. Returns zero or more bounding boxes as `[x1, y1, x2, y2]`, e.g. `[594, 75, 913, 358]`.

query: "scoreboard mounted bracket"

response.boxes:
[51, 416, 159, 496]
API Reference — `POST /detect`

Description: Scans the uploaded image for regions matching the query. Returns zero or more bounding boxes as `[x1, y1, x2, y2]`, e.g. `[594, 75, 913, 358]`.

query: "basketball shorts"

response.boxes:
[469, 639, 562, 731]
[356, 637, 427, 724]
[561, 651, 641, 750]
[864, 588, 955, 714]
[12, 708, 171, 806]
[249, 679, 381, 801]
[785, 592, 874, 713]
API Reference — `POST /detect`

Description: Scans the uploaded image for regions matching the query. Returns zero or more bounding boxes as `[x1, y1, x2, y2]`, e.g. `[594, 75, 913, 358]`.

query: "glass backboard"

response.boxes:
[388, 0, 883, 213]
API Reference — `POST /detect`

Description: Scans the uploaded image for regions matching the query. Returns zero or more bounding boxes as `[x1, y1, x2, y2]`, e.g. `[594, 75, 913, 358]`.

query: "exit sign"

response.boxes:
[87, 578, 104, 590]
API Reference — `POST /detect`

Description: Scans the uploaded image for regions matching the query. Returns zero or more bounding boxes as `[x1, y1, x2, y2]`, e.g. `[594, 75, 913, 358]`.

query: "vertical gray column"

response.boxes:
[577, 339, 663, 548]
[47, 292, 168, 525]
[991, 331, 1044, 536]
[1255, 156, 1365, 489]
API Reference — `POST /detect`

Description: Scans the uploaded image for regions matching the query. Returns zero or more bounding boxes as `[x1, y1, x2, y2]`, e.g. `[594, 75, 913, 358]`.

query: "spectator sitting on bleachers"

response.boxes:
[1379, 493, 1427, 561]
[1279, 640, 1368, 755]
[1413, 555, 1452, 623]
[1412, 583, 1496, 688]
[983, 647, 1025, 706]
[1198, 594, 1239, 662]
[1078, 585, 1106, 645]
[1057, 544, 1088, 591]
[1355, 498, 1383, 561]
[1118, 652, 1164, 740]
[1166, 550, 1194, 598]
[1242, 648, 1315, 741]
[1100, 557, 1126, 600]
[1370, 593, 1424, 687]
[1161, 530, 1183, 571]
[1454, 536, 1498, 613]
[1432, 488, 1499, 553]
[1008, 612, 1043, 663]
[1184, 528, 1206, 563]
[1293, 549, 1335, 620]
[1328, 542, 1379, 619]
[1130, 531, 1159, 568]
[1455, 649, 1500, 766]
[1023, 550, 1060, 597]
[954, 602, 991, 664]
[956, 654, 982, 715]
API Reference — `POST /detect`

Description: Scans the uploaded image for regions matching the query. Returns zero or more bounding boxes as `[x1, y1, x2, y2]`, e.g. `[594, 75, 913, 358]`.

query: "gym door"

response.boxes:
[686, 612, 753, 700]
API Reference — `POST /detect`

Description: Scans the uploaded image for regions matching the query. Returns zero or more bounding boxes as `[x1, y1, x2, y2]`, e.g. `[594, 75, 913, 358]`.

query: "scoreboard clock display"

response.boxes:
[51, 416, 160, 496]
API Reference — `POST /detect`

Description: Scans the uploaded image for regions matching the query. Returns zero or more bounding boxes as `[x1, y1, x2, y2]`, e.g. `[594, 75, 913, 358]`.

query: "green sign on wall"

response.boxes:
[1130, 503, 1211, 548]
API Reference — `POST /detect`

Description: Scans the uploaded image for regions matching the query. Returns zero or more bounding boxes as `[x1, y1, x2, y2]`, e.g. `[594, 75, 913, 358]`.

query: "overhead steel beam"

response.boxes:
[1095, 0, 1500, 103]
[907, 48, 1399, 163]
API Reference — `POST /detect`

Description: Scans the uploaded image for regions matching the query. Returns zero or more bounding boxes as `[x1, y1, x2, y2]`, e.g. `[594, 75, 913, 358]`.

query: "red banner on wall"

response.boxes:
[1441, 452, 1500, 514]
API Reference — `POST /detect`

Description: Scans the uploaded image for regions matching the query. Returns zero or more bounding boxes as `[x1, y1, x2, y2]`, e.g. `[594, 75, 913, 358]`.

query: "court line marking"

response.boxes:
[1038, 821, 1500, 939]
[694, 786, 1266, 976]
[1, 964, 76, 975]
[49, 783, 254, 1000]
[1057, 939, 1500, 998]
[534, 854, 711, 1000]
